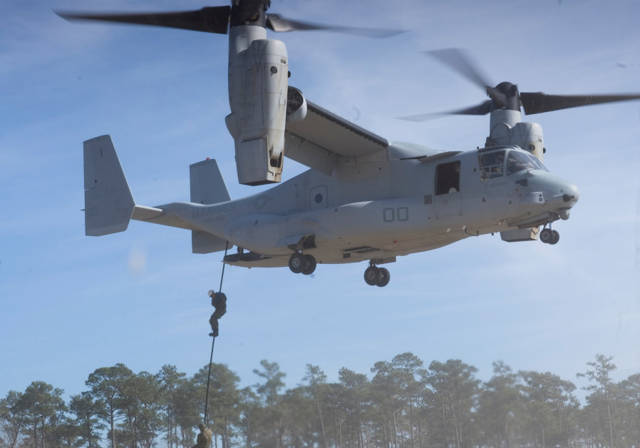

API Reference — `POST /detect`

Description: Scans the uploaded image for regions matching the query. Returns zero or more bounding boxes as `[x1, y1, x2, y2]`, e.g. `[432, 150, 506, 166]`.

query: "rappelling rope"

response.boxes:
[203, 335, 216, 425]
[217, 242, 229, 294]
[203, 242, 229, 425]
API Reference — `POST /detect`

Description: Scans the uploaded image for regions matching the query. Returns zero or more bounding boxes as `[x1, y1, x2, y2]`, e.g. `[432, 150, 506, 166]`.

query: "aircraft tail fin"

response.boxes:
[190, 159, 230, 204]
[189, 159, 230, 253]
[83, 135, 135, 236]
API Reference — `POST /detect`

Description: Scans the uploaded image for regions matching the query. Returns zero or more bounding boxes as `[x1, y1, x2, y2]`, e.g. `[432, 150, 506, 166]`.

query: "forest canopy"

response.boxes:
[1, 353, 638, 448]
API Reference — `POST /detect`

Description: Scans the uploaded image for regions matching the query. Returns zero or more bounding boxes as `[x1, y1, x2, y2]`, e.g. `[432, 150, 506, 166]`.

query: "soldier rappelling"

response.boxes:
[208, 290, 227, 338]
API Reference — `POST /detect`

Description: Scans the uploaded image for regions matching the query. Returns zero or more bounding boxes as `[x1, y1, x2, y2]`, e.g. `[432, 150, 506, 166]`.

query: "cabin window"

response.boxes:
[435, 161, 461, 195]
[479, 150, 505, 179]
[383, 208, 395, 222]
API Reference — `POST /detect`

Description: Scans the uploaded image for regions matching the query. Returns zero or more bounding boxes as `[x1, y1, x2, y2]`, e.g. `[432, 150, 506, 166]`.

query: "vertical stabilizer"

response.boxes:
[83, 135, 135, 236]
[189, 159, 230, 253]
[190, 159, 230, 204]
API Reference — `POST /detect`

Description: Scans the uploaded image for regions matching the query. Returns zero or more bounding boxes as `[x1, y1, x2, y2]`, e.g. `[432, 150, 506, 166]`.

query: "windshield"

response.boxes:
[506, 150, 547, 175]
[478, 150, 505, 179]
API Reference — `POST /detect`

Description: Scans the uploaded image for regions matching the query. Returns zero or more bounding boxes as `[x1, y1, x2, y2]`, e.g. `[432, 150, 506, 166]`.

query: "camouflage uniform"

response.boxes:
[208, 291, 227, 337]
[193, 424, 213, 448]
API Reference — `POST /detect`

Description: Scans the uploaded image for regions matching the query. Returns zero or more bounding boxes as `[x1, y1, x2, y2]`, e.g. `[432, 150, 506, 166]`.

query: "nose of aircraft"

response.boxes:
[527, 171, 579, 208]
[561, 182, 580, 206]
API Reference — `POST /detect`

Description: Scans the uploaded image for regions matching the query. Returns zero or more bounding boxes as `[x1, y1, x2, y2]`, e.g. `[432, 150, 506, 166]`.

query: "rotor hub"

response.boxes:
[492, 81, 521, 111]
[230, 0, 270, 27]
[400, 48, 640, 120]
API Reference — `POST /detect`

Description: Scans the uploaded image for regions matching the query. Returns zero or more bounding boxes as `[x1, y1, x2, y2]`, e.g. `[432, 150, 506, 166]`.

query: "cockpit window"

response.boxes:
[479, 150, 505, 179]
[506, 151, 547, 175]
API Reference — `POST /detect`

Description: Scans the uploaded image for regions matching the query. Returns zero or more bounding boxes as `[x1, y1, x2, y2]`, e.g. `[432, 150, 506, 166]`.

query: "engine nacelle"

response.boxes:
[486, 110, 545, 161]
[227, 27, 289, 185]
[510, 122, 544, 161]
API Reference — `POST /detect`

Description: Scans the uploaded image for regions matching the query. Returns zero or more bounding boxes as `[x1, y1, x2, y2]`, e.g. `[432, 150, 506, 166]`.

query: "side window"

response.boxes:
[479, 151, 505, 179]
[435, 161, 461, 195]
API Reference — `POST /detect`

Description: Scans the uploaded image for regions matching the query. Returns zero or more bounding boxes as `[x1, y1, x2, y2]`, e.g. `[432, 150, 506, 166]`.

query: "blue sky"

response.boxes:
[1, 0, 640, 399]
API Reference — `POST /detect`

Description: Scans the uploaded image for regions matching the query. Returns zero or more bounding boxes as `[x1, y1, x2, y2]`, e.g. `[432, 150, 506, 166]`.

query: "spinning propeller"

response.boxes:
[400, 48, 640, 121]
[55, 0, 402, 38]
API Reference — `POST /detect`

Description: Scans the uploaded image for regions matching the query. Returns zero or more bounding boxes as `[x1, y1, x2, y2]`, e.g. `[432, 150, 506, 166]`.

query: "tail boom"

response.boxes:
[83, 135, 231, 254]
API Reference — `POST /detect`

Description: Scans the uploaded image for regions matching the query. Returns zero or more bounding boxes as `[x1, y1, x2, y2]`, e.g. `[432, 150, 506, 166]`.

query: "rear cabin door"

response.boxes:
[434, 161, 462, 219]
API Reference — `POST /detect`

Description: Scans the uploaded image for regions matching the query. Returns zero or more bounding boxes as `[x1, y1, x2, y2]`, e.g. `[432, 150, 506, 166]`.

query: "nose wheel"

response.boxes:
[289, 253, 317, 275]
[540, 227, 560, 245]
[364, 264, 390, 287]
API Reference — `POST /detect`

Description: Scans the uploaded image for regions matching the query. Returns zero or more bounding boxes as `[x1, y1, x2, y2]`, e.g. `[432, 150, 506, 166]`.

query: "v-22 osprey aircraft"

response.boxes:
[62, 1, 640, 287]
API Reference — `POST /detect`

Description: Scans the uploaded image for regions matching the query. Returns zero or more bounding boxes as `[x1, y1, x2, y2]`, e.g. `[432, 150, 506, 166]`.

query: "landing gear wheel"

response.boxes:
[540, 228, 553, 244]
[301, 255, 317, 275]
[376, 267, 390, 287]
[550, 230, 560, 245]
[364, 266, 379, 285]
[288, 253, 304, 274]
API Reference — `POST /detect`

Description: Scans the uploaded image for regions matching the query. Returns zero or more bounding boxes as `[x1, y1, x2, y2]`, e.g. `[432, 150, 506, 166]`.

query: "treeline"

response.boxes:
[1, 353, 639, 448]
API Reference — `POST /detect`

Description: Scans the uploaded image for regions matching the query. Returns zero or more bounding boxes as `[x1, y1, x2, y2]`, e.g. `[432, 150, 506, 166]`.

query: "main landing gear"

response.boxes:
[364, 263, 390, 287]
[288, 252, 317, 275]
[540, 227, 560, 245]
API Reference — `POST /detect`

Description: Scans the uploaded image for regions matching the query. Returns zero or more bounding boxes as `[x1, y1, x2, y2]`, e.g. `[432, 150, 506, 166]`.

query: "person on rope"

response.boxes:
[192, 423, 213, 448]
[208, 289, 227, 337]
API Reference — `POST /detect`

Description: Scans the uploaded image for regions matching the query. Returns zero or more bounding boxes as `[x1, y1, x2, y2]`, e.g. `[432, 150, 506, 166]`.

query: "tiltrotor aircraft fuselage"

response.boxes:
[84, 117, 577, 287]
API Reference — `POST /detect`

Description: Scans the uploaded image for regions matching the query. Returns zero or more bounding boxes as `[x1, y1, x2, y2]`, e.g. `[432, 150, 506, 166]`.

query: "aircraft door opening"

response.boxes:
[309, 185, 328, 209]
[434, 161, 462, 218]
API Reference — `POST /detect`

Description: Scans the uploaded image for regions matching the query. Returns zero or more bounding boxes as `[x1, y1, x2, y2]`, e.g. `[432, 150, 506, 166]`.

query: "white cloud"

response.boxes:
[128, 246, 147, 275]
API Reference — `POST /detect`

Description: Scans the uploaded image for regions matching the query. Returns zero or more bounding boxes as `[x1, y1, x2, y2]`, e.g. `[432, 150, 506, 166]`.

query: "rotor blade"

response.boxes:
[266, 14, 404, 37]
[55, 6, 231, 34]
[426, 48, 493, 91]
[397, 100, 493, 121]
[520, 92, 640, 115]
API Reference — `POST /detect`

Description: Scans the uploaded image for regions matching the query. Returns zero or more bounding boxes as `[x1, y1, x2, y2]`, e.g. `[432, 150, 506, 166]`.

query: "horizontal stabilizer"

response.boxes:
[84, 135, 134, 236]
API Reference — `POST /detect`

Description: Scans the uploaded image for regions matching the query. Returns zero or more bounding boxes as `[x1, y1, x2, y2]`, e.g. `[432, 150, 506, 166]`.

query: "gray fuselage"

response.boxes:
[173, 145, 579, 268]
